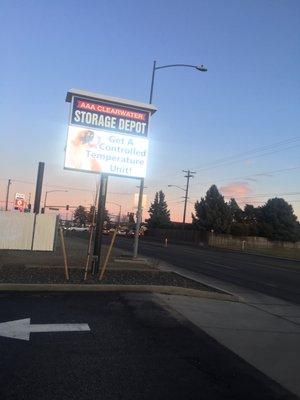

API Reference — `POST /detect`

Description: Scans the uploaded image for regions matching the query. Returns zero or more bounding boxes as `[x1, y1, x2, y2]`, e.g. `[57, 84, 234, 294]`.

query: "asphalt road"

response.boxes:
[110, 237, 300, 304]
[0, 292, 296, 400]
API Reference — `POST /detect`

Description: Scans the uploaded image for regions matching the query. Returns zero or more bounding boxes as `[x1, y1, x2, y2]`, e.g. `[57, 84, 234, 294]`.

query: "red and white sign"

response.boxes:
[14, 193, 25, 210]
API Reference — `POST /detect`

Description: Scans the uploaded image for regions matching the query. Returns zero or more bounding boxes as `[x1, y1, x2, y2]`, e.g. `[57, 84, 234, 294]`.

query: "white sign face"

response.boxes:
[64, 126, 148, 178]
[15, 193, 25, 200]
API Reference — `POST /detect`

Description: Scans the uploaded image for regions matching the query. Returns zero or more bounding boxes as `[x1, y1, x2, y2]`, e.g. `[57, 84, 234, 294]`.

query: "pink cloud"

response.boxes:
[220, 182, 253, 198]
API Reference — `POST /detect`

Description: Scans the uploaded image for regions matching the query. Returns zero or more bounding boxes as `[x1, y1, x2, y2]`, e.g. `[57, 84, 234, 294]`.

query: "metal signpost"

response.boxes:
[33, 162, 45, 214]
[65, 89, 156, 273]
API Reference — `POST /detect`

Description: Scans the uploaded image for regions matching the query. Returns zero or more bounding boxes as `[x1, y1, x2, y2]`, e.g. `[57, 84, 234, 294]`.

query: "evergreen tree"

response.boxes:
[73, 205, 88, 226]
[229, 198, 248, 235]
[86, 205, 111, 227]
[260, 198, 300, 242]
[244, 204, 260, 223]
[228, 198, 243, 223]
[147, 190, 171, 228]
[192, 185, 232, 233]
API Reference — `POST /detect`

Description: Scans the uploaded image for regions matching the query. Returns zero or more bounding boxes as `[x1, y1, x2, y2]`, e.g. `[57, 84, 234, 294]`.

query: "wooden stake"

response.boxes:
[59, 227, 69, 280]
[84, 228, 93, 280]
[99, 229, 117, 281]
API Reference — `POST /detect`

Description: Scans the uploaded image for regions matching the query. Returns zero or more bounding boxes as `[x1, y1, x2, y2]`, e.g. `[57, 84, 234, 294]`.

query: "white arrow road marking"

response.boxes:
[0, 318, 90, 341]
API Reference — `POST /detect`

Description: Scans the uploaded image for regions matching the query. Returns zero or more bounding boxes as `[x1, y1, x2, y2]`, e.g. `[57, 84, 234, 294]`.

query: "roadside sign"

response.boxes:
[14, 193, 25, 210]
[64, 90, 156, 179]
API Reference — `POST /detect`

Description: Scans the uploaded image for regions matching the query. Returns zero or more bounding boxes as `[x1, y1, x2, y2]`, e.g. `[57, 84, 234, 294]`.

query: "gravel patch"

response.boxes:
[0, 266, 219, 292]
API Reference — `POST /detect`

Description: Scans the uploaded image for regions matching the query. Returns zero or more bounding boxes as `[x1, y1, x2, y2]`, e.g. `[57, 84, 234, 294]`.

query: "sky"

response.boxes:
[0, 0, 299, 222]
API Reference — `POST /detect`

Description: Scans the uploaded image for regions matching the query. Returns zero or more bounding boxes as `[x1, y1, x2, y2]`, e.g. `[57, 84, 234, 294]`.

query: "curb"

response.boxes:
[0, 284, 239, 302]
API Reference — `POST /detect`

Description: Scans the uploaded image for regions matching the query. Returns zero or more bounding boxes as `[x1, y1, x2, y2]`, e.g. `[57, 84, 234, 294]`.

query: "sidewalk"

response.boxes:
[154, 261, 300, 398]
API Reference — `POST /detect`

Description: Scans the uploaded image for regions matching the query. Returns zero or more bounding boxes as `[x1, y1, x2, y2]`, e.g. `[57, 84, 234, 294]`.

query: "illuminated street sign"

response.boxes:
[64, 126, 148, 178]
[64, 89, 156, 178]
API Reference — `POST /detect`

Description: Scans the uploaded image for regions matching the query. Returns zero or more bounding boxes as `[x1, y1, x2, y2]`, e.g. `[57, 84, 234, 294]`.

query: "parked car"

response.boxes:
[116, 229, 126, 236]
[126, 229, 142, 237]
[69, 227, 89, 232]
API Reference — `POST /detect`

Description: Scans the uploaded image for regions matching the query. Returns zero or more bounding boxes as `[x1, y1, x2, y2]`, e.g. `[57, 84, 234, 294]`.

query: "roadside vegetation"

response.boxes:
[192, 185, 300, 242]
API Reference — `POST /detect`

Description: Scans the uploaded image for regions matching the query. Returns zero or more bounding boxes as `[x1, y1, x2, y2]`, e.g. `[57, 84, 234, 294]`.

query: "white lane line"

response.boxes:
[205, 261, 237, 270]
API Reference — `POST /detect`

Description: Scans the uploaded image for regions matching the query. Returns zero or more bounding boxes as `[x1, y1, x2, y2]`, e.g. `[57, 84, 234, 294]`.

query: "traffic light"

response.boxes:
[66, 205, 69, 211]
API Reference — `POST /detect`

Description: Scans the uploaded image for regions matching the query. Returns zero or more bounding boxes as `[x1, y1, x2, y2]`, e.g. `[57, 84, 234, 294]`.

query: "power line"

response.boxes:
[198, 165, 300, 186]
[195, 144, 300, 172]
[0, 178, 135, 195]
[237, 199, 300, 204]
[223, 192, 300, 199]
[192, 136, 300, 171]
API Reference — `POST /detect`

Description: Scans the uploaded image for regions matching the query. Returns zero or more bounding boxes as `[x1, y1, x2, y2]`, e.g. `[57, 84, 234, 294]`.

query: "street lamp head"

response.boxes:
[195, 65, 207, 72]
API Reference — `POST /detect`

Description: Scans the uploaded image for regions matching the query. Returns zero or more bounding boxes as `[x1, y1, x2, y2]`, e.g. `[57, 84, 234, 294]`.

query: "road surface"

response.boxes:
[111, 237, 300, 304]
[0, 292, 295, 400]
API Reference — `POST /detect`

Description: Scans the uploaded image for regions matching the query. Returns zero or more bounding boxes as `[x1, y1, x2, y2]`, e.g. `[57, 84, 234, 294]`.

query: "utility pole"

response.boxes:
[182, 170, 196, 229]
[33, 162, 45, 214]
[5, 179, 12, 211]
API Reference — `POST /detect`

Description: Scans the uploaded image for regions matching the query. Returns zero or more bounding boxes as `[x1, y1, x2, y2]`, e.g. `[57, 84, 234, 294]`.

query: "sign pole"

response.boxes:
[92, 173, 108, 275]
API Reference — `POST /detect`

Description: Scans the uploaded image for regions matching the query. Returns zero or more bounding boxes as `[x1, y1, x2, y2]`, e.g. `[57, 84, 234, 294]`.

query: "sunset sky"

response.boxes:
[1, 0, 299, 222]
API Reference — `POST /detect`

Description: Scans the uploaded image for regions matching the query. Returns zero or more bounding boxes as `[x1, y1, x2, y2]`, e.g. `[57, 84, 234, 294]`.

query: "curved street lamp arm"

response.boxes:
[149, 61, 207, 103]
[156, 64, 202, 70]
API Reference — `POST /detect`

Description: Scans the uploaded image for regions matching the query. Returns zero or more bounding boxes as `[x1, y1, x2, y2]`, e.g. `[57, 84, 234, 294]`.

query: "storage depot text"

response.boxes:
[71, 97, 149, 136]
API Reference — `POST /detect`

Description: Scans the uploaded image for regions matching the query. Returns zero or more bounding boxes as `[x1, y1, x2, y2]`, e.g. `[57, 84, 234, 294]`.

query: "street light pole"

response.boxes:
[133, 60, 207, 258]
[149, 60, 157, 104]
